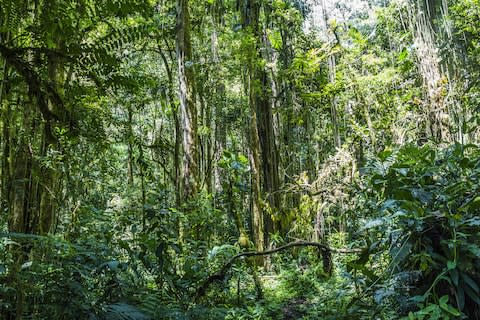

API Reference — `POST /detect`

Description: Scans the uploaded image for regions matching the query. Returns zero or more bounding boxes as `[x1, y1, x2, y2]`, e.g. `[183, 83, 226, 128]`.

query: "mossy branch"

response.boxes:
[0, 44, 77, 125]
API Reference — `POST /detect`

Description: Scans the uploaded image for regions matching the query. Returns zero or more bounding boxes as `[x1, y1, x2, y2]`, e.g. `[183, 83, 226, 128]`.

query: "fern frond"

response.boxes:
[0, 0, 28, 33]
[93, 0, 151, 18]
[71, 22, 155, 90]
[103, 303, 150, 320]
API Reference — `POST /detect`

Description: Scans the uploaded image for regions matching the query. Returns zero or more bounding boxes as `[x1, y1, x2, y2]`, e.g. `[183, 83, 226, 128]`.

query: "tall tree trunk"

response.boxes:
[0, 36, 9, 213]
[248, 81, 265, 257]
[139, 143, 146, 230]
[321, 0, 341, 148]
[157, 41, 182, 206]
[255, 67, 279, 237]
[328, 55, 341, 148]
[408, 0, 449, 142]
[127, 105, 134, 186]
[176, 0, 198, 200]
[244, 0, 280, 251]
[36, 37, 66, 235]
[278, 28, 302, 211]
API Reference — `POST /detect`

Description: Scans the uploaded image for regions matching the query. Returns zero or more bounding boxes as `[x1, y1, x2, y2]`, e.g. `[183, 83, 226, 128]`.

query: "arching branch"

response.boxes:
[195, 241, 363, 300]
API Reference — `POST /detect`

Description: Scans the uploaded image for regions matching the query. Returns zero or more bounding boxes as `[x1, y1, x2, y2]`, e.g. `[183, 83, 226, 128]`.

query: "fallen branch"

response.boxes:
[195, 241, 363, 301]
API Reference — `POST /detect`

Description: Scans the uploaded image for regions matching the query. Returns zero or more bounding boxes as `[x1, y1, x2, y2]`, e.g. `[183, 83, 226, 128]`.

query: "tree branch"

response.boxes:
[0, 44, 60, 122]
[195, 241, 363, 300]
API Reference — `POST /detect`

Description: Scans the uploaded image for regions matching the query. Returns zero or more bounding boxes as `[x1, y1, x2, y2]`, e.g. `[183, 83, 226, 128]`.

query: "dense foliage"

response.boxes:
[1, 0, 480, 319]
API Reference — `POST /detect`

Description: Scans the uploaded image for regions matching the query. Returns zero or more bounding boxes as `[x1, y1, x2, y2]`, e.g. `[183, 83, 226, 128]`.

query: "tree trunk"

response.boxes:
[321, 0, 341, 148]
[127, 106, 134, 186]
[176, 0, 199, 201]
[328, 55, 341, 148]
[0, 58, 9, 214]
[157, 42, 182, 206]
[248, 85, 265, 257]
[244, 0, 280, 252]
[407, 0, 450, 142]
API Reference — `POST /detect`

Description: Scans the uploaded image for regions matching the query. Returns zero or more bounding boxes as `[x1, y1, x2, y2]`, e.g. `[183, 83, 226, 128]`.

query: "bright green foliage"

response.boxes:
[355, 144, 480, 318]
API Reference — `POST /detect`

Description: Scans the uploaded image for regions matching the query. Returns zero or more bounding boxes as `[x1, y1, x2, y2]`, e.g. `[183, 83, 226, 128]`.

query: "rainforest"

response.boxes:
[1, 0, 480, 319]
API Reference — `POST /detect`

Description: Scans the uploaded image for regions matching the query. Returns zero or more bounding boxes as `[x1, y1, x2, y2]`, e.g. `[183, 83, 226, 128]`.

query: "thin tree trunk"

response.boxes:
[157, 42, 182, 206]
[321, 0, 341, 148]
[139, 143, 146, 230]
[328, 55, 341, 148]
[0, 51, 9, 213]
[248, 87, 265, 258]
[127, 106, 134, 186]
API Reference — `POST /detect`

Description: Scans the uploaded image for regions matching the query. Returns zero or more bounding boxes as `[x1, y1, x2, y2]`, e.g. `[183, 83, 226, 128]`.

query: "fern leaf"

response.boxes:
[103, 303, 150, 320]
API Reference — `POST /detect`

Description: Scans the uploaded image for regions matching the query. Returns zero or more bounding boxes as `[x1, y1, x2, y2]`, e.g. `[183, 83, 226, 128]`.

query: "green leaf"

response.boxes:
[410, 294, 427, 304]
[99, 260, 120, 271]
[394, 168, 409, 176]
[464, 284, 480, 306]
[107, 260, 120, 271]
[398, 49, 408, 62]
[411, 188, 433, 204]
[450, 268, 459, 286]
[391, 241, 412, 266]
[461, 273, 479, 294]
[464, 217, 480, 226]
[156, 242, 165, 270]
[439, 297, 461, 317]
[459, 197, 480, 212]
[362, 218, 385, 230]
[447, 260, 456, 270]
[237, 154, 248, 164]
[0, 232, 46, 240]
[104, 303, 149, 320]
[457, 286, 465, 311]
[466, 243, 480, 257]
[170, 243, 181, 253]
